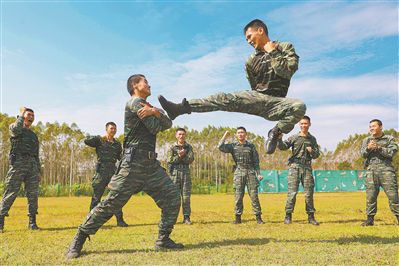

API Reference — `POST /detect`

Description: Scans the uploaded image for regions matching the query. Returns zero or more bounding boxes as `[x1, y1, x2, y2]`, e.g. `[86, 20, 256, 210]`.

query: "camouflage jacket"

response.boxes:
[218, 139, 260, 173]
[361, 134, 398, 168]
[167, 142, 194, 166]
[245, 41, 299, 97]
[84, 136, 122, 165]
[124, 96, 172, 151]
[9, 116, 40, 167]
[278, 132, 320, 167]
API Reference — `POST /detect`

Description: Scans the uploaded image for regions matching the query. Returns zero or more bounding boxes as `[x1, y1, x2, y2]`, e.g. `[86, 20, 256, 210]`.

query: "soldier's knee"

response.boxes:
[292, 100, 306, 117]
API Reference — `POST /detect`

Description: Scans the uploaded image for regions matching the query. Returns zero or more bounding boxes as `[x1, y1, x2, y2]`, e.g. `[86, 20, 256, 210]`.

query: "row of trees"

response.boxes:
[1, 112, 398, 187]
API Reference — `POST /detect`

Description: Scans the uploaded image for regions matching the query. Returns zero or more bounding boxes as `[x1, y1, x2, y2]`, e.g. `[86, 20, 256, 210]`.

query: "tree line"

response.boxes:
[1, 112, 398, 188]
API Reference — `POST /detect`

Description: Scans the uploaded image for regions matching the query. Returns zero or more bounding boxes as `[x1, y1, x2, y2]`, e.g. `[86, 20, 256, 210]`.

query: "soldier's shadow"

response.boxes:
[40, 225, 115, 232]
[272, 235, 398, 245]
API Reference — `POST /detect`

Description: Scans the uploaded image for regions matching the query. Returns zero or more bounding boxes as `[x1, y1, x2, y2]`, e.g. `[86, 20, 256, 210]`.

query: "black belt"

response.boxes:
[289, 158, 311, 166]
[135, 149, 157, 160]
[174, 164, 189, 169]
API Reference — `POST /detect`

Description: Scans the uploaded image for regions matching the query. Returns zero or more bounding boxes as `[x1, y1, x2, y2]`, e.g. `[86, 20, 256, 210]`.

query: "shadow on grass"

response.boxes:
[40, 225, 114, 231]
[324, 218, 365, 224]
[271, 235, 399, 245]
[186, 237, 270, 249]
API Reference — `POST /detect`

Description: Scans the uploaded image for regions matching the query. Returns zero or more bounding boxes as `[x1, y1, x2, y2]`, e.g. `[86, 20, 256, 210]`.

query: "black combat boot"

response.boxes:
[308, 213, 319, 226]
[256, 214, 264, 224]
[232, 215, 242, 224]
[284, 213, 292, 224]
[183, 215, 192, 225]
[158, 95, 191, 120]
[66, 230, 90, 259]
[28, 215, 39, 230]
[115, 213, 128, 227]
[361, 215, 374, 226]
[155, 233, 184, 250]
[265, 125, 282, 154]
[0, 215, 4, 233]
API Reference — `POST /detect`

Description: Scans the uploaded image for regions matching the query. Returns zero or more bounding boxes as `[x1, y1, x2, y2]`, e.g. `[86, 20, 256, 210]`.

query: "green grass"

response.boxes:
[0, 192, 398, 265]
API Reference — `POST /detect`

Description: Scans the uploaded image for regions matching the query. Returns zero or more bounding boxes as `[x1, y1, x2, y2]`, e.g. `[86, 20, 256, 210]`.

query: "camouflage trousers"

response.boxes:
[189, 90, 306, 133]
[0, 157, 40, 217]
[90, 168, 123, 218]
[285, 164, 316, 214]
[365, 165, 399, 216]
[79, 155, 180, 237]
[233, 167, 261, 216]
[171, 168, 192, 216]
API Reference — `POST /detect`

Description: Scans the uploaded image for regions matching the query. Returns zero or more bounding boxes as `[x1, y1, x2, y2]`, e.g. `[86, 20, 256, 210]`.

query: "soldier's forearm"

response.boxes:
[9, 116, 25, 136]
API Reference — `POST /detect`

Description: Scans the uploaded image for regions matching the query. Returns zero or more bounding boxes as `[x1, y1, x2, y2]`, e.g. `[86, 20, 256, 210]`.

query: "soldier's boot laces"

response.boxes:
[66, 230, 90, 259]
[308, 213, 320, 226]
[284, 213, 292, 225]
[158, 95, 191, 120]
[28, 215, 40, 230]
[155, 234, 184, 250]
[232, 215, 242, 224]
[116, 214, 128, 227]
[256, 214, 264, 224]
[265, 125, 282, 154]
[361, 215, 374, 226]
[183, 215, 192, 225]
[0, 215, 4, 233]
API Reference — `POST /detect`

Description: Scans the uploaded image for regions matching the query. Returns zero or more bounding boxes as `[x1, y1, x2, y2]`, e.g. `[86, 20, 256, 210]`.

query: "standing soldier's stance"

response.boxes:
[278, 116, 320, 225]
[84, 122, 127, 227]
[167, 128, 194, 225]
[0, 107, 41, 233]
[219, 127, 264, 224]
[158, 19, 306, 155]
[66, 74, 183, 259]
[360, 119, 399, 226]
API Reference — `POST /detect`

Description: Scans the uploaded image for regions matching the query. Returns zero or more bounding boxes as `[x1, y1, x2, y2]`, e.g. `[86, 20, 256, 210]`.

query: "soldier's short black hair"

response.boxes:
[176, 127, 186, 133]
[127, 74, 145, 95]
[237, 126, 247, 132]
[369, 119, 382, 126]
[302, 116, 311, 122]
[105, 122, 116, 128]
[25, 108, 34, 113]
[243, 19, 268, 36]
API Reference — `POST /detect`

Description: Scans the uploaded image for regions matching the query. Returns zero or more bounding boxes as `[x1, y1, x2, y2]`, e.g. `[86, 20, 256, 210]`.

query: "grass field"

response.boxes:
[0, 192, 398, 265]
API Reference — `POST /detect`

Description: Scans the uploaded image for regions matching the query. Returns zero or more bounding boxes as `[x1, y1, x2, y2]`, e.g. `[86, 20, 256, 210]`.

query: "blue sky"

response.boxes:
[1, 1, 398, 150]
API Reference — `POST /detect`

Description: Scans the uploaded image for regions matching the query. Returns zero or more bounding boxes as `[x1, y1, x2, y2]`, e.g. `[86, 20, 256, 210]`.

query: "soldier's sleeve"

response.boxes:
[167, 146, 180, 164]
[278, 136, 292, 150]
[379, 137, 398, 159]
[360, 138, 371, 158]
[251, 144, 261, 174]
[218, 139, 233, 153]
[310, 136, 320, 159]
[183, 144, 194, 164]
[9, 116, 25, 137]
[245, 56, 257, 90]
[269, 42, 299, 80]
[84, 135, 101, 147]
[141, 110, 173, 134]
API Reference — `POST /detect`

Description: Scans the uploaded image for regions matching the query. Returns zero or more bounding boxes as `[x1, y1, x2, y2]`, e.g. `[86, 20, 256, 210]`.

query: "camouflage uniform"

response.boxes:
[78, 96, 180, 240]
[84, 135, 123, 219]
[188, 42, 305, 134]
[361, 134, 399, 217]
[0, 116, 40, 218]
[278, 133, 320, 214]
[167, 142, 194, 217]
[218, 139, 262, 216]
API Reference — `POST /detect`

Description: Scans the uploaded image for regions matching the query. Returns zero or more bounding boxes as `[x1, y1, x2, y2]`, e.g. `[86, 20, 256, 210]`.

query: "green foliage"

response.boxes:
[337, 160, 352, 170]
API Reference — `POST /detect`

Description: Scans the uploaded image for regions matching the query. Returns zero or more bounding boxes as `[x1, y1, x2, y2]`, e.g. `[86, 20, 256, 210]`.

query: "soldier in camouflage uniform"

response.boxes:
[158, 19, 306, 155]
[278, 116, 320, 225]
[218, 127, 264, 224]
[167, 128, 195, 225]
[0, 107, 41, 233]
[360, 119, 399, 226]
[66, 74, 183, 259]
[84, 122, 128, 227]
